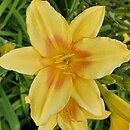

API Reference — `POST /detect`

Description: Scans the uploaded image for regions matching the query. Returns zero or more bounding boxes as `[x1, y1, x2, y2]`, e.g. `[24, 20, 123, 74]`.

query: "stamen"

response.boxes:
[53, 53, 74, 71]
[54, 53, 74, 64]
[53, 54, 63, 59]
[56, 64, 68, 70]
[63, 71, 73, 75]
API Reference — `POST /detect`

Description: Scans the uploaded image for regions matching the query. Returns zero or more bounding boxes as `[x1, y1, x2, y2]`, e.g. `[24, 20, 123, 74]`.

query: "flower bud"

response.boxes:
[97, 81, 130, 122]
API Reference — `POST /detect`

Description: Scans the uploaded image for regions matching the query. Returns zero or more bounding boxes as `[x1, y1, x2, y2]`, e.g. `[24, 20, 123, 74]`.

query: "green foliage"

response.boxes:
[0, 0, 130, 130]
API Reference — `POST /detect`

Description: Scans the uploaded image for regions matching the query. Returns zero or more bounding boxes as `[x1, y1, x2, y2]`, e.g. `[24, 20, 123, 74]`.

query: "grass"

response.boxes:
[0, 0, 130, 130]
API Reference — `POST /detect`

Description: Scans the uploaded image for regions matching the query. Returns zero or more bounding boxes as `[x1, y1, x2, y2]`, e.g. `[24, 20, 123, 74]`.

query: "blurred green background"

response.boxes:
[0, 0, 130, 130]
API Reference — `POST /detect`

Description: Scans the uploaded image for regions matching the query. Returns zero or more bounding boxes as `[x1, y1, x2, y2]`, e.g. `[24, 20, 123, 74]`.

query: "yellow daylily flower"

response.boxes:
[0, 0, 130, 126]
[38, 98, 110, 130]
[110, 113, 129, 130]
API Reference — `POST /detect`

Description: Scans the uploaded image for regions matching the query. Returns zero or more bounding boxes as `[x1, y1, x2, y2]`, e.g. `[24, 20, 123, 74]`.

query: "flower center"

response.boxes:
[53, 53, 74, 71]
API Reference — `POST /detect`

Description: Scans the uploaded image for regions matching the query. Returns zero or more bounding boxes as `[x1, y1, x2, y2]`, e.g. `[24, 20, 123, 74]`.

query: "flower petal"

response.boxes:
[72, 37, 130, 79]
[70, 6, 105, 43]
[26, 67, 72, 125]
[82, 109, 110, 120]
[99, 84, 130, 122]
[110, 114, 129, 130]
[38, 115, 57, 130]
[26, 0, 71, 56]
[0, 47, 42, 75]
[72, 77, 106, 116]
[58, 98, 88, 130]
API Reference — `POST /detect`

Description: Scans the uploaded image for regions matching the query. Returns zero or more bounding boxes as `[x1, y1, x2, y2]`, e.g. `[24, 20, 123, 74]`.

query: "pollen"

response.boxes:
[53, 53, 74, 71]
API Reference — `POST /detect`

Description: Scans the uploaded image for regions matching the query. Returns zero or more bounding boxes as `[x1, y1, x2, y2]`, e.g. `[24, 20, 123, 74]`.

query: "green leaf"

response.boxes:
[98, 75, 116, 85]
[0, 0, 11, 17]
[0, 85, 20, 130]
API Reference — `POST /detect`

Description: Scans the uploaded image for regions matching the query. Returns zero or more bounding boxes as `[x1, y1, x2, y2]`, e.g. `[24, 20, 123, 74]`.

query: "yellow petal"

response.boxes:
[72, 76, 105, 116]
[27, 67, 72, 125]
[70, 6, 105, 43]
[58, 98, 88, 130]
[82, 109, 110, 120]
[110, 114, 129, 130]
[58, 117, 88, 130]
[0, 47, 42, 75]
[107, 94, 130, 122]
[26, 0, 71, 56]
[72, 37, 130, 79]
[38, 115, 57, 130]
[98, 83, 130, 122]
